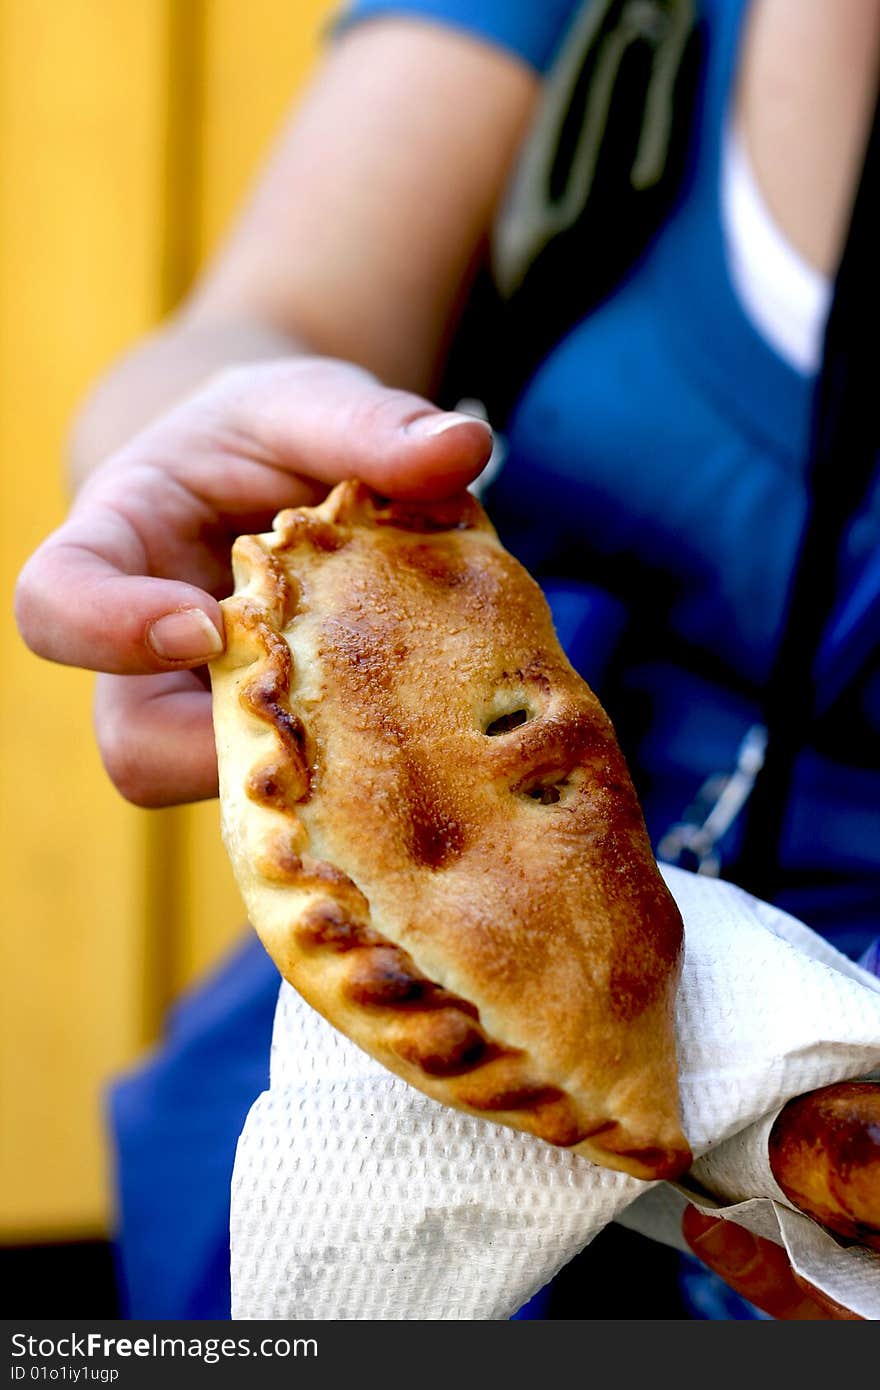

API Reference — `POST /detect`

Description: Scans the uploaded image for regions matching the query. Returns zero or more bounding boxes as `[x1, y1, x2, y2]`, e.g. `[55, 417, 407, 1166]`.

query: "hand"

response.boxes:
[683, 1076, 880, 1320]
[682, 1206, 861, 1319]
[15, 357, 492, 806]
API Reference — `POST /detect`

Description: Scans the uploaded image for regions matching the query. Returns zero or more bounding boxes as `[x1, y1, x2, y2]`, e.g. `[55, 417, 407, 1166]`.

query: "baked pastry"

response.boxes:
[210, 481, 691, 1181]
[769, 1081, 880, 1250]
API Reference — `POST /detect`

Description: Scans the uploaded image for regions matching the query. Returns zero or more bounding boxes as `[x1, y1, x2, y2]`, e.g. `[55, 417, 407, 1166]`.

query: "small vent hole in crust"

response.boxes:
[484, 708, 529, 736]
[526, 782, 564, 804]
[522, 774, 576, 805]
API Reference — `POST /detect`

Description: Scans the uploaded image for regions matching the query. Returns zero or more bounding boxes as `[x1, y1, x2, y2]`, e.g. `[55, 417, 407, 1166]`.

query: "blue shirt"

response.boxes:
[336, 0, 579, 72]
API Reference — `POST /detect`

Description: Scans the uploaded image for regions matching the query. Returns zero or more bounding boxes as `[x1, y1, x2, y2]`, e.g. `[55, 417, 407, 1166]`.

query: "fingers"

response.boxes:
[208, 358, 494, 501]
[769, 1082, 880, 1250]
[17, 358, 494, 680]
[16, 533, 225, 675]
[94, 671, 218, 807]
[684, 1084, 880, 1321]
[682, 1207, 861, 1320]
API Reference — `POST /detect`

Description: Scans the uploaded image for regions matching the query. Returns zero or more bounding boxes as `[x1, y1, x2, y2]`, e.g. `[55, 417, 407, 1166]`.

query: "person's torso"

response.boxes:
[484, 0, 880, 952]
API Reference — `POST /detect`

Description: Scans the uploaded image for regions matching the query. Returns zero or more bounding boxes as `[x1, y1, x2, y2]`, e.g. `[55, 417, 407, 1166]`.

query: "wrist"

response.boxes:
[67, 311, 309, 493]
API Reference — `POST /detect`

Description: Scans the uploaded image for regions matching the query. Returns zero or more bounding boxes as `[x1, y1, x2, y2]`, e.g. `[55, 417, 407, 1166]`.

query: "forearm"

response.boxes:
[69, 18, 537, 492]
[68, 311, 312, 492]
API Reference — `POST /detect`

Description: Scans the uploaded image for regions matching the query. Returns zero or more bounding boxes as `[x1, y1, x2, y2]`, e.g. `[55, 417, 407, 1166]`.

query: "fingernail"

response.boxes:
[407, 412, 493, 440]
[691, 1217, 761, 1276]
[148, 609, 224, 661]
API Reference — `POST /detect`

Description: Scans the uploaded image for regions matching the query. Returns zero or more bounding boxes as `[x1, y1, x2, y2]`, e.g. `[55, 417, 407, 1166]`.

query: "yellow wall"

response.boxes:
[1, 0, 336, 1241]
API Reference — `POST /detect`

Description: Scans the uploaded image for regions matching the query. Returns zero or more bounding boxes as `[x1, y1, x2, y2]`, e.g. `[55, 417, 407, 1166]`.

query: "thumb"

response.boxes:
[215, 358, 495, 499]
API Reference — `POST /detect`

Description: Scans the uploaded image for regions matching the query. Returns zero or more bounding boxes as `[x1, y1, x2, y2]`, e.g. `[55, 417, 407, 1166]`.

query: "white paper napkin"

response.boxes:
[230, 865, 880, 1320]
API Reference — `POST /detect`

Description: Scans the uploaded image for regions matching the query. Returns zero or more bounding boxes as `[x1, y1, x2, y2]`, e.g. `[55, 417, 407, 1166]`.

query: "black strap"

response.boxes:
[439, 0, 701, 422]
[734, 94, 880, 900]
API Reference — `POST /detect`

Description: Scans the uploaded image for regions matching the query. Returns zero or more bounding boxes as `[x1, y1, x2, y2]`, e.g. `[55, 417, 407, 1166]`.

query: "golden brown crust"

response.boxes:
[769, 1082, 880, 1250]
[211, 480, 691, 1180]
